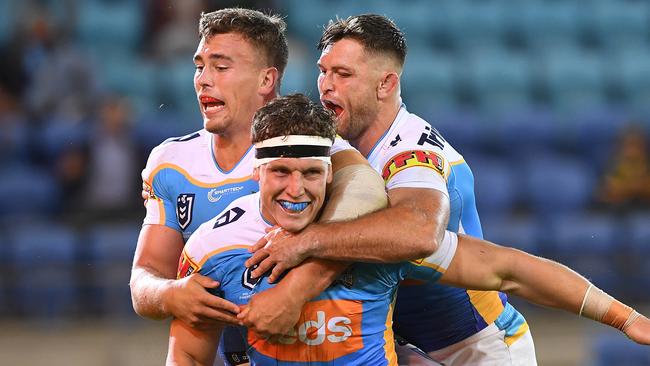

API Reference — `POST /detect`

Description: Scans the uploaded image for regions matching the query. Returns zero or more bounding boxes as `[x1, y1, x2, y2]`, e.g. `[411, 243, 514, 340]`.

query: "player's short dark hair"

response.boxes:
[199, 8, 288, 79]
[318, 14, 407, 67]
[252, 94, 337, 143]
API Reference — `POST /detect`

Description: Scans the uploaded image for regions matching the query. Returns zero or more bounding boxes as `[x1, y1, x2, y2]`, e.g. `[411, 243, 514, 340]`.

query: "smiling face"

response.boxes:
[317, 38, 382, 142]
[254, 158, 332, 232]
[193, 33, 270, 135]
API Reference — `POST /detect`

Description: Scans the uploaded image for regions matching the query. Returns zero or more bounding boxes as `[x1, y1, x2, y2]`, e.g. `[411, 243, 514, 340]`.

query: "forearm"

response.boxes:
[500, 250, 590, 313]
[276, 259, 349, 302]
[130, 266, 174, 319]
[305, 201, 445, 263]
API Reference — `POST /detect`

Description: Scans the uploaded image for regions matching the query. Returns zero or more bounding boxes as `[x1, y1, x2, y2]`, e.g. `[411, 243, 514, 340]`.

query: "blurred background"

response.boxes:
[0, 0, 649, 365]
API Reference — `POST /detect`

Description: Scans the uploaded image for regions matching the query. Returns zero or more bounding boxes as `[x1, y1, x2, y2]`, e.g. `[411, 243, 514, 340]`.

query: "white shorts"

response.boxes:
[426, 323, 537, 366]
[396, 342, 444, 366]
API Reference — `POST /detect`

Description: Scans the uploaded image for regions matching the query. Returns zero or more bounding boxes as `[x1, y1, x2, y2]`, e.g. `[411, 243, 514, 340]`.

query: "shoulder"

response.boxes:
[143, 129, 208, 178]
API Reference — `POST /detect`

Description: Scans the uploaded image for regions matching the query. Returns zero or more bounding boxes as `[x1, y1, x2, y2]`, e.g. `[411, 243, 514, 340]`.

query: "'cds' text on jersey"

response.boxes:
[179, 193, 458, 366]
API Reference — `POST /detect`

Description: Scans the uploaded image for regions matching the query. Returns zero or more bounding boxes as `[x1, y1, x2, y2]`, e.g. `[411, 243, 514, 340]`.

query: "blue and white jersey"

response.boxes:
[179, 193, 458, 366]
[142, 129, 352, 241]
[366, 105, 529, 352]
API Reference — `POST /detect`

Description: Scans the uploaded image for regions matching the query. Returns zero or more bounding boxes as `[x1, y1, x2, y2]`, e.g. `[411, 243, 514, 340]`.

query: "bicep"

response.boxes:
[168, 319, 222, 365]
[133, 224, 185, 279]
[388, 186, 450, 227]
[439, 234, 512, 291]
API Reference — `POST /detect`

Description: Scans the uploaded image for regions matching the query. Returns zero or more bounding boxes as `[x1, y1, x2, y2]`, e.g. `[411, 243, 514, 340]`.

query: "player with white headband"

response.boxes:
[168, 94, 650, 366]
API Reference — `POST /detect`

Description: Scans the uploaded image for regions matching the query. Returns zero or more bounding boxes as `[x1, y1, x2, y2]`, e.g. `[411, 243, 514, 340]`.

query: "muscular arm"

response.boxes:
[167, 319, 223, 366]
[440, 233, 650, 344]
[130, 224, 240, 326]
[304, 186, 449, 262]
[440, 233, 589, 312]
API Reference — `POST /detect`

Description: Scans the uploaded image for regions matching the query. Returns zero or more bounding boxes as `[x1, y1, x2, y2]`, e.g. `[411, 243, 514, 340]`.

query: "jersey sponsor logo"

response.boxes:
[207, 185, 244, 203]
[249, 299, 364, 362]
[213, 207, 245, 229]
[176, 194, 195, 230]
[381, 150, 446, 182]
[177, 250, 198, 279]
[417, 126, 445, 150]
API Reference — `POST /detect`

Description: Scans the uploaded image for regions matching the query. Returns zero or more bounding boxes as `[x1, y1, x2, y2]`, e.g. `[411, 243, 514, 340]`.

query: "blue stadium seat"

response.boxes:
[444, 0, 509, 51]
[465, 49, 533, 113]
[622, 212, 650, 301]
[588, 1, 650, 53]
[592, 332, 650, 366]
[547, 213, 620, 293]
[0, 164, 61, 217]
[471, 157, 519, 216]
[521, 153, 596, 217]
[75, 0, 143, 53]
[486, 107, 559, 156]
[515, 1, 581, 51]
[40, 117, 89, 159]
[612, 48, 650, 113]
[481, 214, 540, 255]
[542, 48, 607, 111]
[157, 60, 200, 117]
[8, 222, 79, 318]
[402, 48, 457, 114]
[87, 223, 140, 317]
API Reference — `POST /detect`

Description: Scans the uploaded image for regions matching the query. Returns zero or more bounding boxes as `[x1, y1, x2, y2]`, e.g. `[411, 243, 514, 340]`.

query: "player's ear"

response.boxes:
[377, 72, 399, 99]
[252, 167, 261, 181]
[259, 67, 279, 95]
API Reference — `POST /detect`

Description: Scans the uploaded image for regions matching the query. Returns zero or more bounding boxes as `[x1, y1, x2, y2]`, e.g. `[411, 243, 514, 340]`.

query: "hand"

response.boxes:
[164, 273, 242, 330]
[142, 183, 150, 205]
[237, 285, 304, 343]
[245, 227, 312, 283]
[624, 314, 650, 345]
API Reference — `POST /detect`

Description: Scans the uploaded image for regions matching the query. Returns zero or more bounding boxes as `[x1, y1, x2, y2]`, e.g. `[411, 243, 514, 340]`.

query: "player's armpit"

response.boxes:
[167, 319, 222, 366]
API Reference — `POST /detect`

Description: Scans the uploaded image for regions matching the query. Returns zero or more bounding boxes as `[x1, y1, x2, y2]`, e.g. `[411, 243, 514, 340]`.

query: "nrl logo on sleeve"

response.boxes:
[176, 193, 195, 230]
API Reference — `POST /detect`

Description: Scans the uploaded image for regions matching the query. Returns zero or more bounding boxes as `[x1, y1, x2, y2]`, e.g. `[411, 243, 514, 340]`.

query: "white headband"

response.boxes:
[253, 135, 333, 168]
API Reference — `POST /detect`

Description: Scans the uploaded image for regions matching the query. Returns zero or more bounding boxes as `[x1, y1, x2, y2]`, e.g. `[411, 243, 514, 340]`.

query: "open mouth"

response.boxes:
[322, 100, 344, 117]
[200, 96, 225, 113]
[277, 200, 310, 213]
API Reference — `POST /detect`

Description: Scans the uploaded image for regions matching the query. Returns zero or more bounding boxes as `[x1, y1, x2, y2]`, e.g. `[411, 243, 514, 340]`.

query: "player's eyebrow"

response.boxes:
[193, 53, 234, 63]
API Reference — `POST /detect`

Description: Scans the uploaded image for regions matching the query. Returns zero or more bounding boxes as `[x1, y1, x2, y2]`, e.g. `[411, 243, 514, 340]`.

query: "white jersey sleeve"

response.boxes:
[330, 136, 355, 155]
[378, 144, 451, 194]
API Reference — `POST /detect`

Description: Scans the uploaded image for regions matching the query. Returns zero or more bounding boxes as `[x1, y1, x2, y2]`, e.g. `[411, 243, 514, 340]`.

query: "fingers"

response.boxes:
[245, 249, 270, 269]
[202, 293, 241, 315]
[267, 263, 288, 283]
[249, 236, 269, 253]
[194, 274, 220, 289]
[251, 256, 275, 279]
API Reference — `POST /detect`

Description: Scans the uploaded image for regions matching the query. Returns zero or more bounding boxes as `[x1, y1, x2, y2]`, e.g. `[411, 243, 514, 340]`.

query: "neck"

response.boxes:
[212, 127, 252, 172]
[354, 99, 401, 157]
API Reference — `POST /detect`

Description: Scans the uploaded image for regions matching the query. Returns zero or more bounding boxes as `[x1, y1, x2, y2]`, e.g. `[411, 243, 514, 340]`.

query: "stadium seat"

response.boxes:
[8, 222, 79, 319]
[588, 1, 650, 53]
[464, 49, 533, 113]
[402, 48, 457, 114]
[592, 331, 650, 366]
[521, 153, 596, 217]
[471, 157, 519, 216]
[542, 47, 607, 111]
[481, 214, 540, 255]
[612, 48, 650, 113]
[86, 223, 140, 317]
[547, 213, 620, 293]
[75, 0, 144, 53]
[0, 164, 61, 217]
